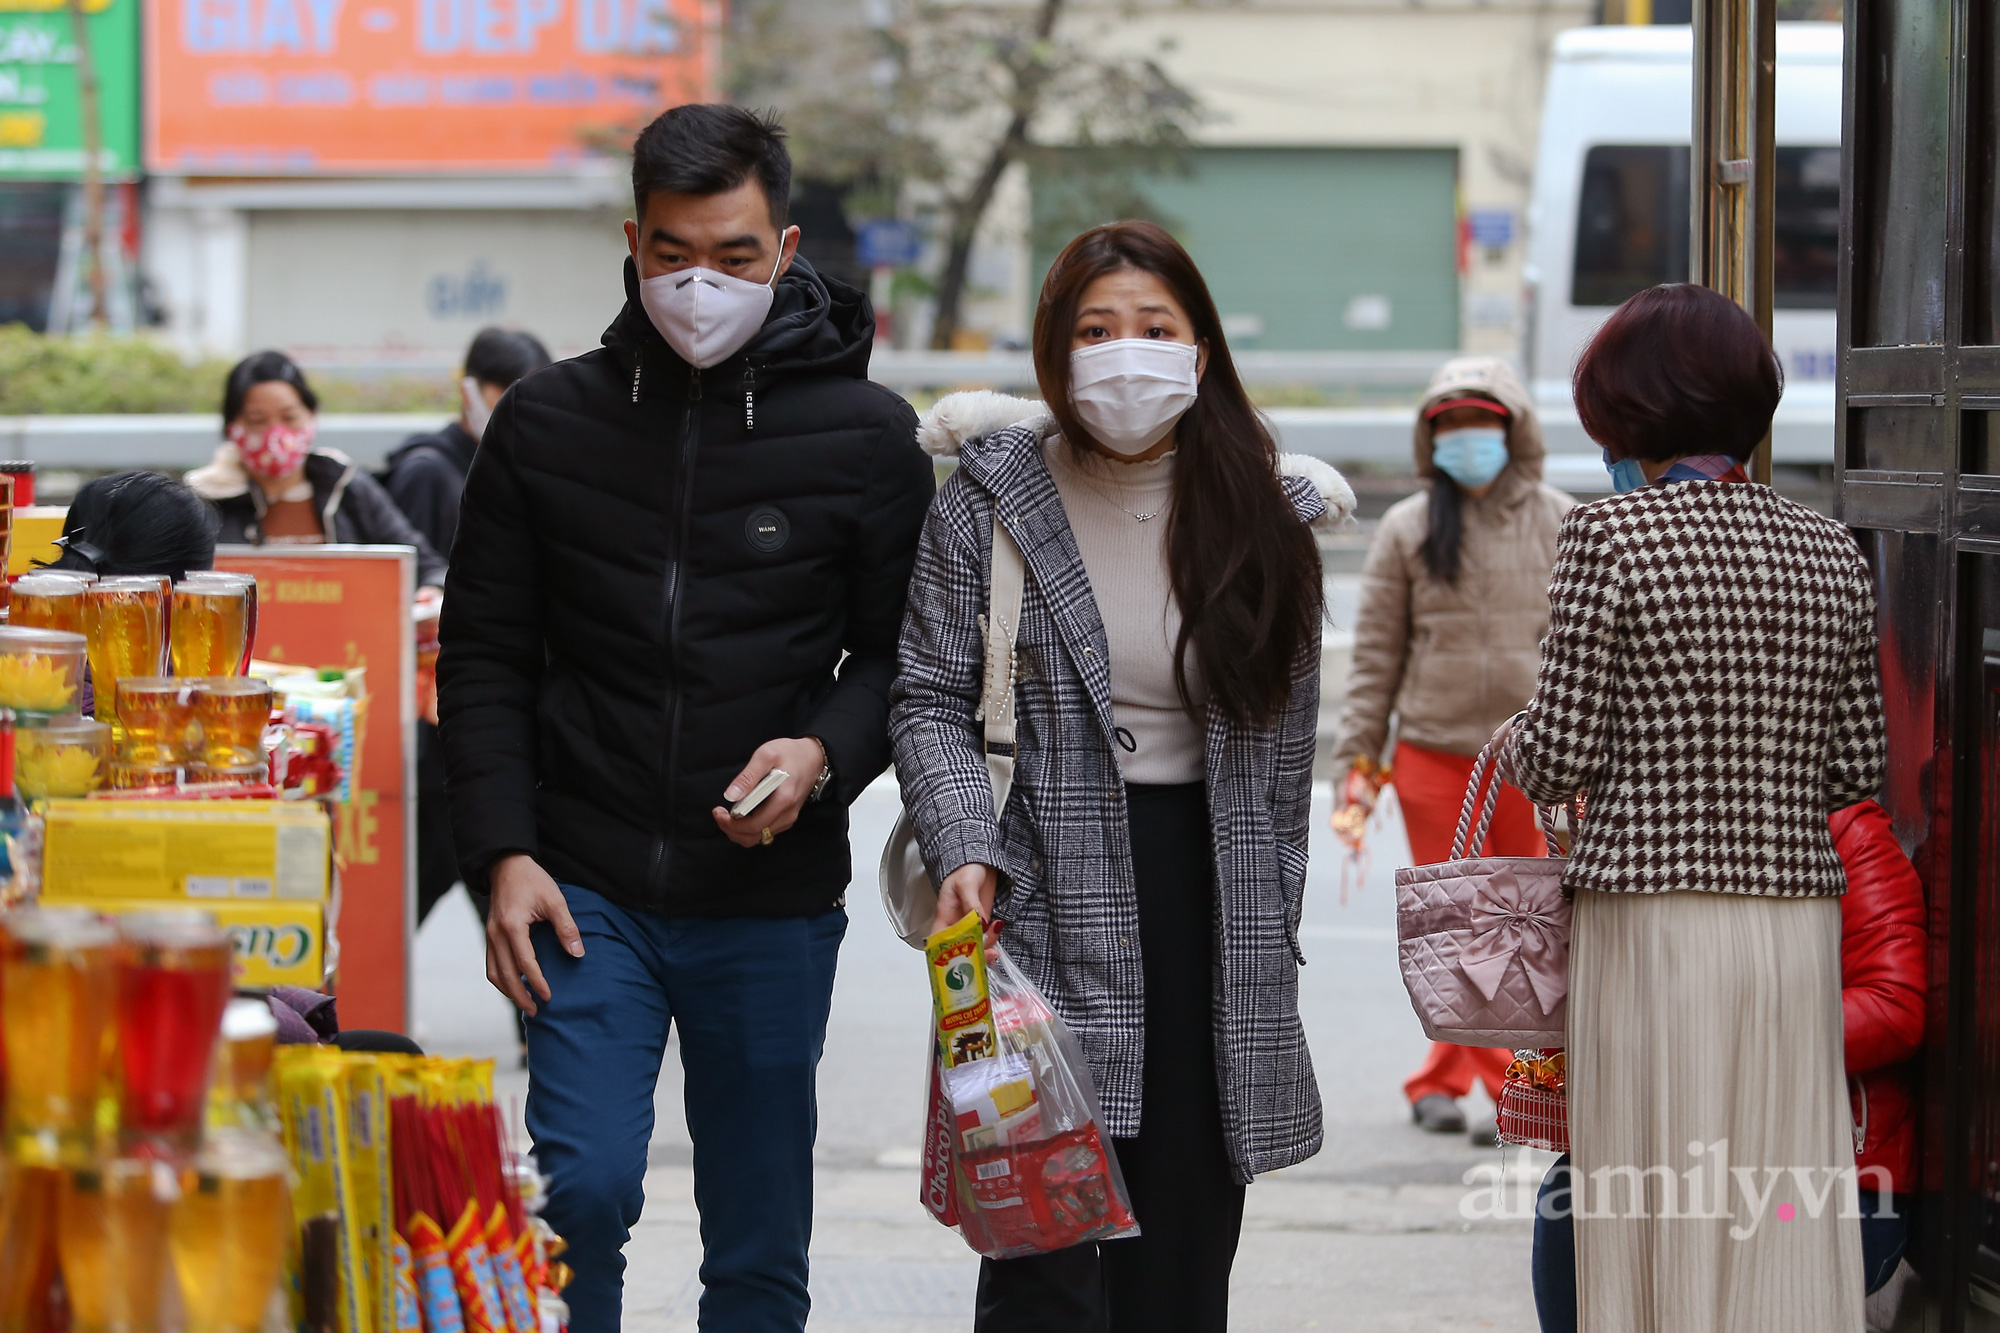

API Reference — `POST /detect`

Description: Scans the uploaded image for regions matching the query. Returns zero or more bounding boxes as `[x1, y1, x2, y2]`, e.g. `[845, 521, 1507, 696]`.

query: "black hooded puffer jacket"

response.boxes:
[437, 256, 933, 916]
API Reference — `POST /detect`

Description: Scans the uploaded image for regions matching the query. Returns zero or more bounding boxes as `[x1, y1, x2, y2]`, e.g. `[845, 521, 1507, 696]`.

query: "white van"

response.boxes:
[1525, 22, 1842, 466]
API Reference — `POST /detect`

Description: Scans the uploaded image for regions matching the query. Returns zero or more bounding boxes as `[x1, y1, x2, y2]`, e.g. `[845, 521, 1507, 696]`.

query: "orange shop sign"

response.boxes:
[144, 0, 716, 172]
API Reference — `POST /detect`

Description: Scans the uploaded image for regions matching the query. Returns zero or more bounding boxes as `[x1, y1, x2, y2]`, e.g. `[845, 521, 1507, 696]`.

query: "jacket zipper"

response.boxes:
[650, 364, 702, 903]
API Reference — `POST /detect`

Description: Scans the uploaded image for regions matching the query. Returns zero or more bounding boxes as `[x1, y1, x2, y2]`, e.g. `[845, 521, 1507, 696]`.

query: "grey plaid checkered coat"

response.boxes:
[889, 392, 1356, 1182]
[1503, 480, 1886, 897]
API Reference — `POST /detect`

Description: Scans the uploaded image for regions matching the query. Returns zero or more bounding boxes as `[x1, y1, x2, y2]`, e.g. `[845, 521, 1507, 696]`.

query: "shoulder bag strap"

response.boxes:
[978, 514, 1026, 812]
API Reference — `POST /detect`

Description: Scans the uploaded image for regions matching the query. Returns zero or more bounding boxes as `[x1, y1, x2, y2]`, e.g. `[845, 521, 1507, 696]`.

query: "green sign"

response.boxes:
[0, 0, 139, 179]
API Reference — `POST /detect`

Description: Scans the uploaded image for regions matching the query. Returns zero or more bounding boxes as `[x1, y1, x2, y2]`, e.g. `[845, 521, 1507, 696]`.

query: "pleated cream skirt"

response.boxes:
[1567, 888, 1864, 1333]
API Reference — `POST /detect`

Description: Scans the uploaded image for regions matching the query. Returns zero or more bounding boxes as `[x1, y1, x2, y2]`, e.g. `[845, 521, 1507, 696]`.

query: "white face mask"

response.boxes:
[1067, 338, 1200, 455]
[461, 377, 493, 443]
[637, 233, 791, 369]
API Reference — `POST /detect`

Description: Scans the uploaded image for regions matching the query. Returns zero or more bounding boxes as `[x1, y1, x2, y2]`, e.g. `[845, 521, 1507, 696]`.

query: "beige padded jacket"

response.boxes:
[1331, 357, 1576, 769]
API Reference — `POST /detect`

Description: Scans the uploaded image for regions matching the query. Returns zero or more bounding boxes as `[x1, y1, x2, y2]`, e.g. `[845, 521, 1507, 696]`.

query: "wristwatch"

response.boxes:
[805, 737, 834, 802]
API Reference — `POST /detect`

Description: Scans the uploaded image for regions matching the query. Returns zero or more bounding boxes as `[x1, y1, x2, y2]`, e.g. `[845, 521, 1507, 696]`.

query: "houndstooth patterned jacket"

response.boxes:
[889, 393, 1354, 1181]
[1503, 480, 1885, 898]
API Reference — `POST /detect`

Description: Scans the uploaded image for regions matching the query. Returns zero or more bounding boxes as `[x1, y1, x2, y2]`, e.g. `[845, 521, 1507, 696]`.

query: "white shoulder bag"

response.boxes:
[879, 514, 1025, 948]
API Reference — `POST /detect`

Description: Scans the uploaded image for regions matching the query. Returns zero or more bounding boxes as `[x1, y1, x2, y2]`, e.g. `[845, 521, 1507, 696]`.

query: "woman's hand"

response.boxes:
[935, 862, 1000, 943]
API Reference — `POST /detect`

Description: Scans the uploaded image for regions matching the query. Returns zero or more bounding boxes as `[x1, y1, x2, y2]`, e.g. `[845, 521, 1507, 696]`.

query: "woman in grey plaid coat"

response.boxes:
[889, 222, 1354, 1333]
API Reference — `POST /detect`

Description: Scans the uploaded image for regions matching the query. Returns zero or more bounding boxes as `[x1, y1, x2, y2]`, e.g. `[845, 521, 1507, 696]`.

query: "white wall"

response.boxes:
[243, 209, 629, 364]
[143, 172, 632, 365]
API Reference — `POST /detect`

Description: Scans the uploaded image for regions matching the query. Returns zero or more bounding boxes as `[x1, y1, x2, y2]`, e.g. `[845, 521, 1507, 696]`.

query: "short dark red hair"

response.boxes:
[1572, 283, 1783, 463]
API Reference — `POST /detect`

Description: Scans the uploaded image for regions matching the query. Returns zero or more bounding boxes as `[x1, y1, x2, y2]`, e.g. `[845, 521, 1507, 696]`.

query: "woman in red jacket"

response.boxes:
[1833, 798, 1927, 1291]
[1530, 798, 1927, 1330]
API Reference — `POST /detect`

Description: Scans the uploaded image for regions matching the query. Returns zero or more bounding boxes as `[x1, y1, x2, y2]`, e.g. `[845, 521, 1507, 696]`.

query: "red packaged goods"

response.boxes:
[919, 915, 1139, 1259]
[1496, 1048, 1568, 1153]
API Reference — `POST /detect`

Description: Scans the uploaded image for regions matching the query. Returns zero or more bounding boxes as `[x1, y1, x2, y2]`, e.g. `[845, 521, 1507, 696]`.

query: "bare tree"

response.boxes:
[65, 0, 107, 328]
[732, 0, 1205, 349]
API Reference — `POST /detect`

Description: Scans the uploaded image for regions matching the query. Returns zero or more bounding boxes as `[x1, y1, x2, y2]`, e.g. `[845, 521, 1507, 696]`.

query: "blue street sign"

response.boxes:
[1468, 208, 1516, 250]
[855, 219, 923, 268]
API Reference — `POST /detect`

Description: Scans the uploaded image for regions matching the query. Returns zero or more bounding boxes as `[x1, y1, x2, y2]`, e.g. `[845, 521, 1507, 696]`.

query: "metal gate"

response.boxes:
[1839, 0, 2000, 1326]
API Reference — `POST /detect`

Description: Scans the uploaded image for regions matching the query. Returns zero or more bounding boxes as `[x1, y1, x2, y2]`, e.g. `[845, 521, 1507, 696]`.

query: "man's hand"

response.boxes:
[486, 853, 584, 1017]
[711, 737, 826, 848]
[934, 862, 1000, 943]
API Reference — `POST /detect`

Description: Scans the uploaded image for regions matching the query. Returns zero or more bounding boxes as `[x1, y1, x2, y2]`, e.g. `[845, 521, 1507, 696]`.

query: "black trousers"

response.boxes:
[974, 781, 1247, 1333]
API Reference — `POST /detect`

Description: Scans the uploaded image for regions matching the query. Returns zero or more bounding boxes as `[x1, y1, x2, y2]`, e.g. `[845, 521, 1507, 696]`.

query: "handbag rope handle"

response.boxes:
[1449, 734, 1573, 861]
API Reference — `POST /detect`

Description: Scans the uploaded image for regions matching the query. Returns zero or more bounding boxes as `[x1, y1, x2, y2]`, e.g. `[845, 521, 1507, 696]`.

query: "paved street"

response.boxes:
[412, 777, 1550, 1331]
[408, 569, 1548, 1331]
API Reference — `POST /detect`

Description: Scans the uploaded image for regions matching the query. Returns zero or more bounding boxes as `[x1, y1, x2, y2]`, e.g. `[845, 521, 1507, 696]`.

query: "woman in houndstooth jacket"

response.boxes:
[889, 222, 1354, 1333]
[1500, 284, 1886, 1333]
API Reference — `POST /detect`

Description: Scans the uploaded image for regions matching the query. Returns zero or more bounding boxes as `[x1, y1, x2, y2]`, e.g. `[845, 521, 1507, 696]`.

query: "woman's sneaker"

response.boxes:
[1411, 1093, 1467, 1133]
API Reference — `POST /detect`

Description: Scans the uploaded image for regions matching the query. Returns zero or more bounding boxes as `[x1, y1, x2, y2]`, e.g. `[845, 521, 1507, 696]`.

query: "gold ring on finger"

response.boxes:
[760, 827, 774, 846]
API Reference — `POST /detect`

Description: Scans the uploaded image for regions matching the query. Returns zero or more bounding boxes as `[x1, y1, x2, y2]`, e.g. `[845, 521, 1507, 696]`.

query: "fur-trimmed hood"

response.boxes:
[184, 442, 360, 502]
[915, 390, 1356, 531]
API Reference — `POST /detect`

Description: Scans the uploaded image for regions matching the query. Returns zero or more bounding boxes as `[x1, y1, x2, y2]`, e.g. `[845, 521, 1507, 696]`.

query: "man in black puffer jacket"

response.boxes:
[437, 106, 932, 1332]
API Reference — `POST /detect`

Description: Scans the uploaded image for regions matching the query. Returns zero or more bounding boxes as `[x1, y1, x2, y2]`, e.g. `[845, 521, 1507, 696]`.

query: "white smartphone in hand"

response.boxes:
[728, 769, 790, 819]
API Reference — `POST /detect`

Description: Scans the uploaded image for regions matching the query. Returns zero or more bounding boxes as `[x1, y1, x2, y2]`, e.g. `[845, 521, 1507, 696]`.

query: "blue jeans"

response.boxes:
[523, 882, 846, 1333]
[1530, 1153, 1909, 1332]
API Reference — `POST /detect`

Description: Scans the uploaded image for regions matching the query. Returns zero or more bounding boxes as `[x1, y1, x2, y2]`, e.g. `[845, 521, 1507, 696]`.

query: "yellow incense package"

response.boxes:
[342, 1056, 395, 1333]
[925, 912, 996, 1067]
[276, 1048, 374, 1333]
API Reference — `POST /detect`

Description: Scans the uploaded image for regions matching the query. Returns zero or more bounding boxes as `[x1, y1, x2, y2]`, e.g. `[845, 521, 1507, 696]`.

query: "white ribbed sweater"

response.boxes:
[1045, 437, 1205, 784]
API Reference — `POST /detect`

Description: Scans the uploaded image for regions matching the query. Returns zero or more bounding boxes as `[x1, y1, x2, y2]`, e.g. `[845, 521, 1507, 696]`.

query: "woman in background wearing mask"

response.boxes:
[1329, 357, 1574, 1139]
[891, 220, 1354, 1333]
[187, 350, 447, 592]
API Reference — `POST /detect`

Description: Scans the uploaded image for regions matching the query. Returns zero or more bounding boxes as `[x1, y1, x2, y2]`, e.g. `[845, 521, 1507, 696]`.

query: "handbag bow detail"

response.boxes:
[1457, 872, 1570, 1015]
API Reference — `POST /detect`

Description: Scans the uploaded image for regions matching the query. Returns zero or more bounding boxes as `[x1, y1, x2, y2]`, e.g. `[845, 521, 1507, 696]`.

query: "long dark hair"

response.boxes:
[1420, 477, 1465, 584]
[1033, 222, 1323, 729]
[47, 471, 218, 582]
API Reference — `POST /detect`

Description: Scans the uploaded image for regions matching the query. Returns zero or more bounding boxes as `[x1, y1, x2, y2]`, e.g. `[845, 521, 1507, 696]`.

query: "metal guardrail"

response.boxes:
[288, 348, 1467, 388]
[865, 348, 1462, 389]
[0, 353, 1836, 473]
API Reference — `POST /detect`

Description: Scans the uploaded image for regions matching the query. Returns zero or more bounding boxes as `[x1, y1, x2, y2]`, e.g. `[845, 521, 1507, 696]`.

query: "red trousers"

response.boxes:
[1392, 741, 1544, 1104]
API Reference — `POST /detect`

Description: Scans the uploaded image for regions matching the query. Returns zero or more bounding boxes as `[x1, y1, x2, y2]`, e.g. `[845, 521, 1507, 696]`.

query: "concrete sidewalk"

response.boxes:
[612, 1161, 1539, 1332]
[415, 772, 1547, 1331]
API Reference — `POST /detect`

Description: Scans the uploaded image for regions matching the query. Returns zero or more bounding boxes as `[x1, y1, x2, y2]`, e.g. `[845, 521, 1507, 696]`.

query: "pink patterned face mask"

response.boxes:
[230, 419, 315, 480]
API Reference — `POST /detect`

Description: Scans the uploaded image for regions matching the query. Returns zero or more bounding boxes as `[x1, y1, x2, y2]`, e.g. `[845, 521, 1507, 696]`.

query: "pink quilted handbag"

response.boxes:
[1394, 738, 1571, 1048]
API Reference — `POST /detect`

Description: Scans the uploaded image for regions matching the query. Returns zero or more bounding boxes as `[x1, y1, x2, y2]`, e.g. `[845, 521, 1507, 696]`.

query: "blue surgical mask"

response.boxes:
[1603, 449, 1647, 494]
[1431, 427, 1509, 490]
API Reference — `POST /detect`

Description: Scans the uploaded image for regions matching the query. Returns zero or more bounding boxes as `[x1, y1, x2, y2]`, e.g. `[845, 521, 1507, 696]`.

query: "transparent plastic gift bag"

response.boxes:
[918, 925, 1140, 1260]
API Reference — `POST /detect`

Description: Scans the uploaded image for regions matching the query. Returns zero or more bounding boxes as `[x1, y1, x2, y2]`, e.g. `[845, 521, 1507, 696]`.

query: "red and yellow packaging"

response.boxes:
[407, 1214, 465, 1333]
[444, 1198, 509, 1333]
[389, 1233, 424, 1333]
[485, 1204, 537, 1333]
[956, 1123, 1137, 1257]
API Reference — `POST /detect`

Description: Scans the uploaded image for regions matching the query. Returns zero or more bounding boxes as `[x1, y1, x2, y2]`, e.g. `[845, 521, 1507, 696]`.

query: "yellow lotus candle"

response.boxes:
[16, 720, 111, 800]
[0, 628, 85, 716]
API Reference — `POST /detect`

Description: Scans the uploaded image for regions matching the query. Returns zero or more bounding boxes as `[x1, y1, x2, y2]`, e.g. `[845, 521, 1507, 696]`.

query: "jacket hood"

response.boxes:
[185, 444, 355, 503]
[1412, 356, 1544, 484]
[917, 389, 1356, 532]
[382, 420, 478, 474]
[603, 254, 875, 382]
